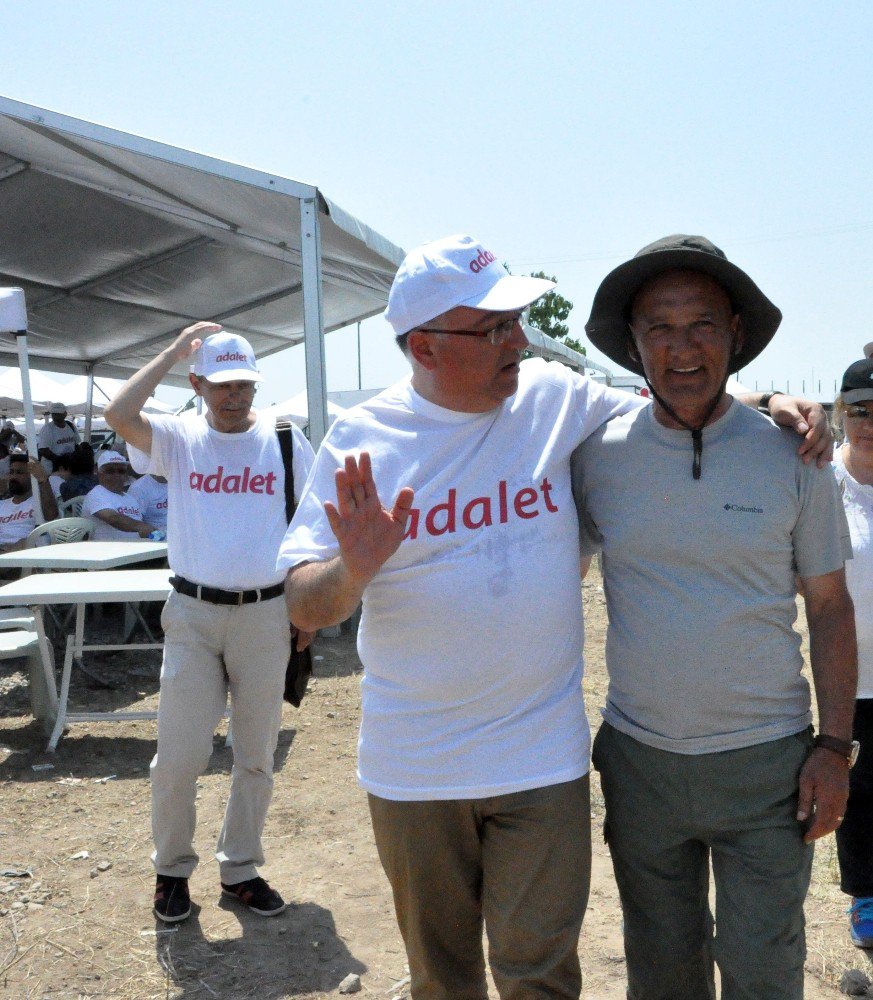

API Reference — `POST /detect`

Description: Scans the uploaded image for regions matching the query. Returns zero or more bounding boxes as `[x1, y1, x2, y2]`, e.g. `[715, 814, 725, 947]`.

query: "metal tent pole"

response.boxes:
[300, 197, 328, 448]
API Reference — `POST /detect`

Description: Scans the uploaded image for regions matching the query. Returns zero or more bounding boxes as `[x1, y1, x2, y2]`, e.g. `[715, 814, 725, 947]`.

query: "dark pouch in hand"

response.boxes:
[277, 421, 312, 707]
[284, 629, 313, 707]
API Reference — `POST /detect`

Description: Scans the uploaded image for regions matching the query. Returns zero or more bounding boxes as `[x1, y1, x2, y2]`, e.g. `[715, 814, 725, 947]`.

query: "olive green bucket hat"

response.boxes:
[585, 234, 783, 375]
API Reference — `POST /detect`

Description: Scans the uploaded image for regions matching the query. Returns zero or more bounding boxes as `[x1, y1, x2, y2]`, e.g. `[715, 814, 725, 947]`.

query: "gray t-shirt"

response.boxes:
[571, 400, 851, 755]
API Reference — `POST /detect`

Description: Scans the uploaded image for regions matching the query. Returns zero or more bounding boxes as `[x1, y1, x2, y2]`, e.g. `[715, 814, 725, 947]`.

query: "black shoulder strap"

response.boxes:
[276, 421, 297, 524]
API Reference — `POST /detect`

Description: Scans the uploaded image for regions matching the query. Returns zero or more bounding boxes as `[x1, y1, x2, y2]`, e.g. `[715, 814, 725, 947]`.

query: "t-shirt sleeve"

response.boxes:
[127, 415, 174, 477]
[276, 432, 344, 572]
[289, 424, 316, 504]
[37, 425, 50, 449]
[569, 445, 603, 557]
[793, 461, 853, 579]
[82, 487, 109, 517]
[571, 373, 648, 443]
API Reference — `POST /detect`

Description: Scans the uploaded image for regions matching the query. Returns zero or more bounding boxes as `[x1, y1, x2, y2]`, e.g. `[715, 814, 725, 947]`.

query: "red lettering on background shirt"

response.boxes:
[0, 508, 32, 525]
[402, 477, 558, 541]
[188, 466, 277, 496]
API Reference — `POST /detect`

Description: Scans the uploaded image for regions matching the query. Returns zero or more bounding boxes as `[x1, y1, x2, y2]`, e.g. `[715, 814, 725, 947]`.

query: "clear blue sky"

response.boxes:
[4, 1, 872, 405]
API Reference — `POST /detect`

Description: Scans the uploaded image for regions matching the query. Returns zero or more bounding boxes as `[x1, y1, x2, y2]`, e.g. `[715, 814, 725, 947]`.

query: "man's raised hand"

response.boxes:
[171, 321, 223, 362]
[324, 452, 414, 585]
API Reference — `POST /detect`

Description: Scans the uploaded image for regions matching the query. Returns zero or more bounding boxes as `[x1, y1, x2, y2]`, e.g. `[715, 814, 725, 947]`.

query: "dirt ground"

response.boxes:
[0, 569, 871, 999]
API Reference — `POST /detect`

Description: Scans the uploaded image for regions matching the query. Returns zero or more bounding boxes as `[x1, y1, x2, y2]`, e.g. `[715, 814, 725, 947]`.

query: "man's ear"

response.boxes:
[406, 331, 439, 371]
[731, 315, 745, 355]
[188, 373, 204, 396]
[626, 333, 640, 363]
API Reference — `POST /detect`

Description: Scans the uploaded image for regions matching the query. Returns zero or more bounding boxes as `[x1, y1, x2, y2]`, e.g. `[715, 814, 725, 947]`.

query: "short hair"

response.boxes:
[70, 448, 95, 475]
[395, 332, 410, 356]
[9, 452, 30, 466]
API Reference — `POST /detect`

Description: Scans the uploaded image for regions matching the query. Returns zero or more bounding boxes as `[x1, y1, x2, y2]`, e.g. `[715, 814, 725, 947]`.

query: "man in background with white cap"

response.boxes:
[279, 234, 830, 999]
[37, 402, 79, 471]
[105, 322, 315, 925]
[81, 451, 153, 541]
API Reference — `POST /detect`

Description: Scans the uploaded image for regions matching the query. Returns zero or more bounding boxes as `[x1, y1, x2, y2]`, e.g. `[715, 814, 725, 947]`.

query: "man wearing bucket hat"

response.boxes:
[105, 323, 314, 925]
[573, 235, 857, 999]
[279, 233, 832, 999]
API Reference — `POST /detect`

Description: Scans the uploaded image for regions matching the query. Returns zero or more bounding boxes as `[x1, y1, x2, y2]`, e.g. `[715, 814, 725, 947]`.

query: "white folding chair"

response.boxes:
[0, 629, 54, 733]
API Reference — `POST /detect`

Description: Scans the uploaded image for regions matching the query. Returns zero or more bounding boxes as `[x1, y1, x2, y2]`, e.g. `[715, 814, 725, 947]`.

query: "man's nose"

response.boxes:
[507, 318, 529, 350]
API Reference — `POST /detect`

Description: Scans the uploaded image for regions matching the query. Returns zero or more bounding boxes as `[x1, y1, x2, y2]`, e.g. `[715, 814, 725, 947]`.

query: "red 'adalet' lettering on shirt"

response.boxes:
[403, 478, 558, 541]
[0, 508, 32, 525]
[188, 466, 277, 495]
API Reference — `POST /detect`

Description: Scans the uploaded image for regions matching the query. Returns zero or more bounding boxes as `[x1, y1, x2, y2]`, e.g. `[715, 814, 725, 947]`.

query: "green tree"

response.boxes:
[526, 271, 585, 355]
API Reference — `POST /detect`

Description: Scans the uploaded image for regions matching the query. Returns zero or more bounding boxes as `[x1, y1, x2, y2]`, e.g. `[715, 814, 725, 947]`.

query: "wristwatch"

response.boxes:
[813, 734, 860, 768]
[758, 390, 784, 414]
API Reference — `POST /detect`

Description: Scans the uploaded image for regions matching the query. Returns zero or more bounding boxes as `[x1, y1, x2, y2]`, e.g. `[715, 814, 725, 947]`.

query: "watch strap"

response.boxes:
[758, 390, 784, 414]
[813, 734, 858, 766]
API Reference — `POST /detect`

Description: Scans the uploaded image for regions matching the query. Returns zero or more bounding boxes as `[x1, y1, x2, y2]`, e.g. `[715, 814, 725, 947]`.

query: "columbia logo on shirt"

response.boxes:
[188, 466, 277, 495]
[723, 503, 764, 514]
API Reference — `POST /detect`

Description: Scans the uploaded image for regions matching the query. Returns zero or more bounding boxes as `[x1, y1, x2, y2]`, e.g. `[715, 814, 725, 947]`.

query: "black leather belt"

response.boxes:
[170, 575, 285, 606]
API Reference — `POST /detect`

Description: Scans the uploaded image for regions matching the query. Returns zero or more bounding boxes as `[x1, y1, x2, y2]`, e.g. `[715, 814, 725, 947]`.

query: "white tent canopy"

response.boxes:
[0, 368, 174, 417]
[0, 94, 405, 446]
[259, 391, 347, 430]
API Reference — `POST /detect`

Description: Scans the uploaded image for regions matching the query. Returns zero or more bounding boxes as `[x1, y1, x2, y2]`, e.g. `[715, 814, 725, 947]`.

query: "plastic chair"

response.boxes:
[0, 607, 36, 630]
[58, 495, 87, 517]
[0, 629, 53, 732]
[26, 517, 95, 548]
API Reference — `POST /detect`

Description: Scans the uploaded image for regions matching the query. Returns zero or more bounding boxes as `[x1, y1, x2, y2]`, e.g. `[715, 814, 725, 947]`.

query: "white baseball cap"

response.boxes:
[864, 341, 873, 359]
[97, 450, 128, 469]
[49, 402, 67, 415]
[384, 234, 555, 336]
[191, 332, 261, 384]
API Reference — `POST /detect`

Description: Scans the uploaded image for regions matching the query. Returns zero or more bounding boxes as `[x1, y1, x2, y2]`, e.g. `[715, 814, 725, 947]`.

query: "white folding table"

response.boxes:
[0, 567, 172, 751]
[0, 539, 169, 643]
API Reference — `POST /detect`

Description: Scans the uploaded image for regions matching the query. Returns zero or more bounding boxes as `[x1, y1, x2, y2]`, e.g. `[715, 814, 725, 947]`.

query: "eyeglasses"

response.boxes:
[846, 403, 873, 421]
[418, 311, 528, 347]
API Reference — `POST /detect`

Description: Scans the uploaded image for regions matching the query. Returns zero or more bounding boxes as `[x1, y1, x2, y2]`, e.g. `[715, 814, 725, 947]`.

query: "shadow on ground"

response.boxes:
[153, 900, 366, 999]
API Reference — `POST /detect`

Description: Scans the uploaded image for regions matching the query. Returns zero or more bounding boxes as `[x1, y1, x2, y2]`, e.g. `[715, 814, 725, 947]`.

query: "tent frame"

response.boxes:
[0, 96, 406, 446]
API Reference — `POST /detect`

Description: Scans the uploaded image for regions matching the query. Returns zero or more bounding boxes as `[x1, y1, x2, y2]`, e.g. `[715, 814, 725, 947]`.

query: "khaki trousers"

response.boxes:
[368, 776, 591, 1000]
[150, 589, 290, 883]
[593, 722, 814, 1000]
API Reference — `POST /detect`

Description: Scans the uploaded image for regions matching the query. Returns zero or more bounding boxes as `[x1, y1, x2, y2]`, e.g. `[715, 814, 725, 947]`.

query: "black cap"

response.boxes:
[841, 358, 873, 403]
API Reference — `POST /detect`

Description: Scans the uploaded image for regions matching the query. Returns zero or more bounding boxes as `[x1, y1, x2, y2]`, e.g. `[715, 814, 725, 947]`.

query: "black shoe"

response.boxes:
[220, 876, 285, 916]
[154, 875, 191, 923]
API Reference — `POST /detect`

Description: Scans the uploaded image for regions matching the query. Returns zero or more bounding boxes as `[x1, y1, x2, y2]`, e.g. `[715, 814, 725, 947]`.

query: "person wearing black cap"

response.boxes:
[832, 357, 873, 948]
[573, 235, 857, 999]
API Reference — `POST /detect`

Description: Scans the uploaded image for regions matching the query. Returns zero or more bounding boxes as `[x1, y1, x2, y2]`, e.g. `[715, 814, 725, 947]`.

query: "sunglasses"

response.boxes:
[846, 404, 873, 421]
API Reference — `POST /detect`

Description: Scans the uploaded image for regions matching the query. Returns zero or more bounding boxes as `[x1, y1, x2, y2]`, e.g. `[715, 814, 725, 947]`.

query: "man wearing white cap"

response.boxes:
[37, 402, 80, 471]
[105, 323, 315, 925]
[279, 234, 831, 999]
[81, 451, 153, 541]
